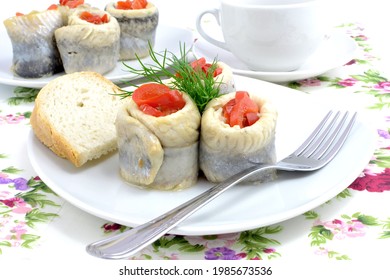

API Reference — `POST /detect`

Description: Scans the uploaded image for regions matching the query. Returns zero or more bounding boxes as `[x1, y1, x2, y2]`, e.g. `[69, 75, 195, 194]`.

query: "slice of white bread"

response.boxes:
[30, 71, 124, 167]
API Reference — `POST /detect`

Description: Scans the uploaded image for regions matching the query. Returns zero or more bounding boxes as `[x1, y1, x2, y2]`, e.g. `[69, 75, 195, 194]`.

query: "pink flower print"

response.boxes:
[4, 114, 25, 124]
[338, 78, 357, 87]
[263, 248, 275, 254]
[314, 247, 329, 256]
[0, 197, 32, 214]
[353, 34, 368, 41]
[298, 78, 322, 87]
[345, 59, 357, 66]
[344, 220, 367, 238]
[0, 190, 11, 199]
[6, 224, 28, 240]
[349, 168, 390, 192]
[373, 81, 390, 92]
[0, 172, 9, 179]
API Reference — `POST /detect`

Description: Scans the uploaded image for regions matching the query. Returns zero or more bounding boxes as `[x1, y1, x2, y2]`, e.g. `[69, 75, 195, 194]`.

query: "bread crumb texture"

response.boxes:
[30, 71, 124, 167]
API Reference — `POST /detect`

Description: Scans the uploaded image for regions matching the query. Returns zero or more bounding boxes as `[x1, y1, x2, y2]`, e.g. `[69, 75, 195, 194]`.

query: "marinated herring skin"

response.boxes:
[3, 10, 64, 78]
[116, 91, 201, 190]
[199, 92, 278, 183]
[105, 2, 158, 60]
[54, 7, 120, 74]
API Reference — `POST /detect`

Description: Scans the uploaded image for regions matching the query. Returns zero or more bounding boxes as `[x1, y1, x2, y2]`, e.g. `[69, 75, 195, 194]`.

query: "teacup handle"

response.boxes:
[196, 9, 230, 51]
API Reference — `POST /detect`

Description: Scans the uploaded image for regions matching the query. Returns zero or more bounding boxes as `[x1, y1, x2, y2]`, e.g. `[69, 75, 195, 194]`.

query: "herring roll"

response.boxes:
[200, 91, 278, 183]
[105, 0, 159, 60]
[3, 9, 64, 78]
[116, 83, 201, 190]
[189, 58, 235, 95]
[55, 7, 120, 74]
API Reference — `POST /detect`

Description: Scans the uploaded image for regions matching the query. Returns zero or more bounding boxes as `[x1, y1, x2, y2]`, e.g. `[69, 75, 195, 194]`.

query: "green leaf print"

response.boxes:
[353, 213, 380, 226]
[238, 226, 282, 259]
[20, 234, 40, 249]
[304, 211, 319, 220]
[25, 209, 58, 228]
[1, 166, 23, 174]
[309, 225, 334, 246]
[351, 69, 387, 83]
[152, 236, 205, 253]
[8, 87, 40, 105]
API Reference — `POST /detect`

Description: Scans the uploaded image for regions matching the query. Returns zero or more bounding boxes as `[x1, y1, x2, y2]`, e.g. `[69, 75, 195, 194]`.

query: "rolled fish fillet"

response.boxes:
[214, 61, 235, 94]
[3, 10, 64, 78]
[200, 91, 278, 183]
[55, 7, 120, 74]
[105, 2, 159, 60]
[116, 91, 201, 190]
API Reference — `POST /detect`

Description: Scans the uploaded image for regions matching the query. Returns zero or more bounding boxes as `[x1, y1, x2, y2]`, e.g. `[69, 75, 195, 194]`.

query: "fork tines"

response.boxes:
[295, 110, 357, 161]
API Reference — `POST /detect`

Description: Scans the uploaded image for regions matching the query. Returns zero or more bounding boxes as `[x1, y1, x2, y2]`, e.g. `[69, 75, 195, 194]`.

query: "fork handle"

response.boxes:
[86, 163, 276, 259]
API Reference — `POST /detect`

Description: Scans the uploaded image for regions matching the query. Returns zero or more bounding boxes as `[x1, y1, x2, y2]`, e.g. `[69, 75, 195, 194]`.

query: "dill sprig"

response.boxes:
[120, 42, 222, 113]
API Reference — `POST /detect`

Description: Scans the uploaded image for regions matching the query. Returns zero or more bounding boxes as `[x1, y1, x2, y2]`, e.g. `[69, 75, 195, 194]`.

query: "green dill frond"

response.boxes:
[120, 42, 221, 113]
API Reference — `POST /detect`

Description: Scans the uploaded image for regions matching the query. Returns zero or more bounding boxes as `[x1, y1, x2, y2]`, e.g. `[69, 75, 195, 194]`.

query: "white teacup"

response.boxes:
[196, 0, 326, 72]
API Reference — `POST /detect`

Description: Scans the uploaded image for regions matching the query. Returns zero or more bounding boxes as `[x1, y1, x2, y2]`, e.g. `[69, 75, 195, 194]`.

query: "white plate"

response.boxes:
[193, 31, 358, 83]
[27, 76, 376, 235]
[0, 25, 193, 88]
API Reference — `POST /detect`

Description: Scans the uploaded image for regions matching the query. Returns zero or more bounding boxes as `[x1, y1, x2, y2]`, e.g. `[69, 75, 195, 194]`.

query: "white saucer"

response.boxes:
[193, 30, 358, 83]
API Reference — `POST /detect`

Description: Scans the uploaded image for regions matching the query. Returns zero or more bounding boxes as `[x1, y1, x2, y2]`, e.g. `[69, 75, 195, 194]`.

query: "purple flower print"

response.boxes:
[338, 78, 357, 87]
[205, 247, 242, 260]
[0, 177, 29, 191]
[378, 129, 390, 139]
[373, 81, 390, 92]
[13, 178, 29, 191]
[0, 177, 13, 184]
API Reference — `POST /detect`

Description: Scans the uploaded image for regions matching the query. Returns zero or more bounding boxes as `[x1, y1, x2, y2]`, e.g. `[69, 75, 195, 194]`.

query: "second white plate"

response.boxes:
[193, 31, 358, 83]
[26, 75, 377, 235]
[0, 24, 193, 88]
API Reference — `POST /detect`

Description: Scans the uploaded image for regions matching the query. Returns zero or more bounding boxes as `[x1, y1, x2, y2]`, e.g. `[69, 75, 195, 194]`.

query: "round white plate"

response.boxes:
[27, 75, 376, 235]
[193, 31, 358, 83]
[0, 24, 193, 88]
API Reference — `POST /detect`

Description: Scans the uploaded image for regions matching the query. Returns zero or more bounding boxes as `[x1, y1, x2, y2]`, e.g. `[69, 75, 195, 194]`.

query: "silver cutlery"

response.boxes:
[86, 110, 357, 259]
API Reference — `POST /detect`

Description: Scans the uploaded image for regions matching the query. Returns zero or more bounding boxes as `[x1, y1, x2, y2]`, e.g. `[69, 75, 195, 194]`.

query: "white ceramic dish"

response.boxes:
[27, 75, 376, 235]
[0, 25, 193, 88]
[193, 31, 358, 83]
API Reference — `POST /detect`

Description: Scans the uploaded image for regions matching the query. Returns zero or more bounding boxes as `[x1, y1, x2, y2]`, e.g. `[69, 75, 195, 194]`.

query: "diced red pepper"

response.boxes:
[116, 0, 147, 10]
[222, 91, 260, 128]
[79, 11, 109, 24]
[190, 57, 222, 78]
[132, 83, 186, 117]
[60, 0, 84, 8]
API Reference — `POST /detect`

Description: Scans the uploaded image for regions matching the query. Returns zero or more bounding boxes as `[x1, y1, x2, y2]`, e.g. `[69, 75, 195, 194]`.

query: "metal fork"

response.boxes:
[86, 110, 357, 259]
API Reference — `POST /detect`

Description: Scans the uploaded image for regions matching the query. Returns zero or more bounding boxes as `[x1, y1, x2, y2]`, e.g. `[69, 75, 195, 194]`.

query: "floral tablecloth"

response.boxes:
[1, 2, 389, 266]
